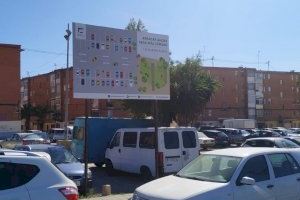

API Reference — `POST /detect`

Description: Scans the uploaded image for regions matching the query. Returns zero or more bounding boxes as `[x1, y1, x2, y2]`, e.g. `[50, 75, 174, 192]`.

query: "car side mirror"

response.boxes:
[240, 177, 255, 186]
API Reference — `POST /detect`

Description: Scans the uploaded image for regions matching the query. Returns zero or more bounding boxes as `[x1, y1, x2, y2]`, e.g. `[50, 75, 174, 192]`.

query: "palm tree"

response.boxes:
[21, 103, 34, 131]
[33, 105, 52, 131]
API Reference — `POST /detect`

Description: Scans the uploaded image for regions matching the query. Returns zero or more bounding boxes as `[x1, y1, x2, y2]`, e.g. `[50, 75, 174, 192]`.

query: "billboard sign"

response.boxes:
[72, 22, 170, 100]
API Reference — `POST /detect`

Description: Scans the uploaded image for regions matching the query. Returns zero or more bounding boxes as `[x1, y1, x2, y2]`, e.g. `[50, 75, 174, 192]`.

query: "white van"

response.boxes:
[105, 127, 200, 179]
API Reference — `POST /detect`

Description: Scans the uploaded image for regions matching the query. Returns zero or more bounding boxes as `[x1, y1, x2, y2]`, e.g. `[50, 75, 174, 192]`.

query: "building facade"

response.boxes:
[21, 67, 130, 131]
[201, 66, 300, 128]
[0, 43, 21, 133]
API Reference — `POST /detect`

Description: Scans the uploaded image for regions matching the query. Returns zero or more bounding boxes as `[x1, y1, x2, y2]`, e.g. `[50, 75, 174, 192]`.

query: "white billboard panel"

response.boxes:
[72, 23, 170, 100]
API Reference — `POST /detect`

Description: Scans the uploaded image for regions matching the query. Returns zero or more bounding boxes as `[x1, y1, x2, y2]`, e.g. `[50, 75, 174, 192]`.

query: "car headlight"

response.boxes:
[132, 191, 139, 200]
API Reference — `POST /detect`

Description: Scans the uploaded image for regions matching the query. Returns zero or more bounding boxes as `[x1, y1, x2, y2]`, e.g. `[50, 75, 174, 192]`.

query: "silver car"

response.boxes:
[14, 144, 92, 192]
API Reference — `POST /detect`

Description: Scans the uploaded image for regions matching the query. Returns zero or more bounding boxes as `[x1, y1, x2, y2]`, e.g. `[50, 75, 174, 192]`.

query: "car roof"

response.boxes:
[20, 144, 63, 150]
[117, 127, 197, 131]
[246, 137, 284, 141]
[217, 128, 237, 130]
[202, 147, 288, 158]
[203, 130, 222, 133]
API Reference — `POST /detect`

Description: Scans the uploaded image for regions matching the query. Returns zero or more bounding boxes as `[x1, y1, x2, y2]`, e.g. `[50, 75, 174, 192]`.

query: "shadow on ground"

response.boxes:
[90, 165, 145, 194]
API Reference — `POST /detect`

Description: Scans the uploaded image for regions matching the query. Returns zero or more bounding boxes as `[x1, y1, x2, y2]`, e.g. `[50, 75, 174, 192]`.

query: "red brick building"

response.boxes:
[21, 67, 130, 130]
[201, 66, 300, 128]
[0, 43, 21, 132]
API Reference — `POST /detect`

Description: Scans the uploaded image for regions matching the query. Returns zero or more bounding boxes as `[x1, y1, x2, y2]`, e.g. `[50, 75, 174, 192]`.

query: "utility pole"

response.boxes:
[64, 24, 71, 139]
[211, 56, 215, 67]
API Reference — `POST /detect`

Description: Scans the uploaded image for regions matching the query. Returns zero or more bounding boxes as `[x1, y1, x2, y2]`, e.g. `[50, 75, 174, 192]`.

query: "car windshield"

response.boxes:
[47, 147, 78, 164]
[277, 139, 299, 148]
[240, 130, 250, 136]
[23, 134, 42, 140]
[36, 132, 49, 139]
[177, 154, 242, 183]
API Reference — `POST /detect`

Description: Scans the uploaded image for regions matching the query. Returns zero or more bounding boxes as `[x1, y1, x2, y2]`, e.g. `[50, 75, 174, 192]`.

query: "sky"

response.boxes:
[1, 0, 300, 77]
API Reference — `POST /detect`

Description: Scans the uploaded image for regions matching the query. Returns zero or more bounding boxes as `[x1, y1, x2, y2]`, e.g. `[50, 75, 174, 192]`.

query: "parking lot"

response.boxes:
[85, 147, 217, 199]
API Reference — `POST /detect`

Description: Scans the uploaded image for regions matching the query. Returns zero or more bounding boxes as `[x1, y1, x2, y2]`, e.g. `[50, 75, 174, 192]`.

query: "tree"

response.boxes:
[125, 18, 147, 32]
[123, 56, 219, 126]
[33, 105, 51, 131]
[21, 103, 34, 131]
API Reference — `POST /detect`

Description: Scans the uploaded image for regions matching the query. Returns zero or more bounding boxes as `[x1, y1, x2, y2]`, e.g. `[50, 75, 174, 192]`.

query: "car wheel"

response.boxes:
[140, 166, 153, 182]
[105, 159, 115, 176]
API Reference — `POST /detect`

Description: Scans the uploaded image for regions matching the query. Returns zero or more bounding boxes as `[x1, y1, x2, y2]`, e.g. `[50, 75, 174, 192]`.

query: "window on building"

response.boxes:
[268, 98, 272, 104]
[267, 74, 271, 79]
[235, 71, 238, 76]
[280, 80, 283, 85]
[297, 88, 299, 93]
[268, 86, 271, 92]
[292, 87, 295, 92]
[280, 92, 283, 98]
[291, 75, 294, 80]
[208, 110, 212, 117]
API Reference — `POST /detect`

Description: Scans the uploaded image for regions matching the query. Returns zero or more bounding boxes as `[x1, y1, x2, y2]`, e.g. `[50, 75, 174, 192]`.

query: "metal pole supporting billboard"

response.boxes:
[83, 99, 89, 195]
[154, 100, 160, 178]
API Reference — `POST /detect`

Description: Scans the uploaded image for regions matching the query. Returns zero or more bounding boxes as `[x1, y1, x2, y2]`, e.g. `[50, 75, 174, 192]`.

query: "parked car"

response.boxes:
[34, 132, 51, 144]
[258, 130, 281, 137]
[284, 136, 300, 146]
[198, 125, 219, 131]
[0, 149, 79, 200]
[48, 128, 66, 142]
[216, 128, 245, 146]
[241, 137, 300, 148]
[105, 127, 200, 180]
[197, 131, 215, 149]
[14, 144, 92, 192]
[132, 147, 300, 200]
[243, 129, 261, 139]
[0, 133, 46, 149]
[202, 130, 230, 147]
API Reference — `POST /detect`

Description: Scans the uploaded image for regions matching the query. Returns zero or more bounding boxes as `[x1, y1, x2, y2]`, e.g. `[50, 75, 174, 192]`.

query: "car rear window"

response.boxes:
[0, 162, 40, 190]
[139, 132, 155, 149]
[244, 140, 274, 147]
[123, 132, 137, 148]
[164, 131, 179, 149]
[182, 131, 196, 148]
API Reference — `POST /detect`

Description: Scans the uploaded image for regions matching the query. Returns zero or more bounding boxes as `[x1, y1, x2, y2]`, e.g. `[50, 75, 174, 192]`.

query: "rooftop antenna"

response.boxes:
[266, 60, 270, 71]
[257, 50, 260, 69]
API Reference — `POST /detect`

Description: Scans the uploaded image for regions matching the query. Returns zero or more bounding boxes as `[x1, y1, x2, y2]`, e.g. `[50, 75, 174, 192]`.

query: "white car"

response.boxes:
[0, 149, 78, 200]
[105, 127, 200, 179]
[198, 131, 215, 149]
[133, 147, 300, 200]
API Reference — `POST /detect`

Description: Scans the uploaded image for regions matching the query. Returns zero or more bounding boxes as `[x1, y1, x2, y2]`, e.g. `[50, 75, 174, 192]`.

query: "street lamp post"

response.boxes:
[64, 24, 71, 139]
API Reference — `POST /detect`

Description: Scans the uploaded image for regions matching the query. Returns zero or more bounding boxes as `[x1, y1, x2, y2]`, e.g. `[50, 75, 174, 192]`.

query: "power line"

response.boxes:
[23, 48, 73, 56]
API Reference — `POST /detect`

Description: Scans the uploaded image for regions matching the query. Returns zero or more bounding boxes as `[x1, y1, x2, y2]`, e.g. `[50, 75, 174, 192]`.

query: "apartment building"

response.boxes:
[21, 67, 130, 130]
[0, 43, 21, 133]
[201, 66, 300, 128]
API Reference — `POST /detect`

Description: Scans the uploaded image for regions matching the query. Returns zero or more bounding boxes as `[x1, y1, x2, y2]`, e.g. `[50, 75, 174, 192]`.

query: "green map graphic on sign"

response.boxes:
[138, 57, 168, 93]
